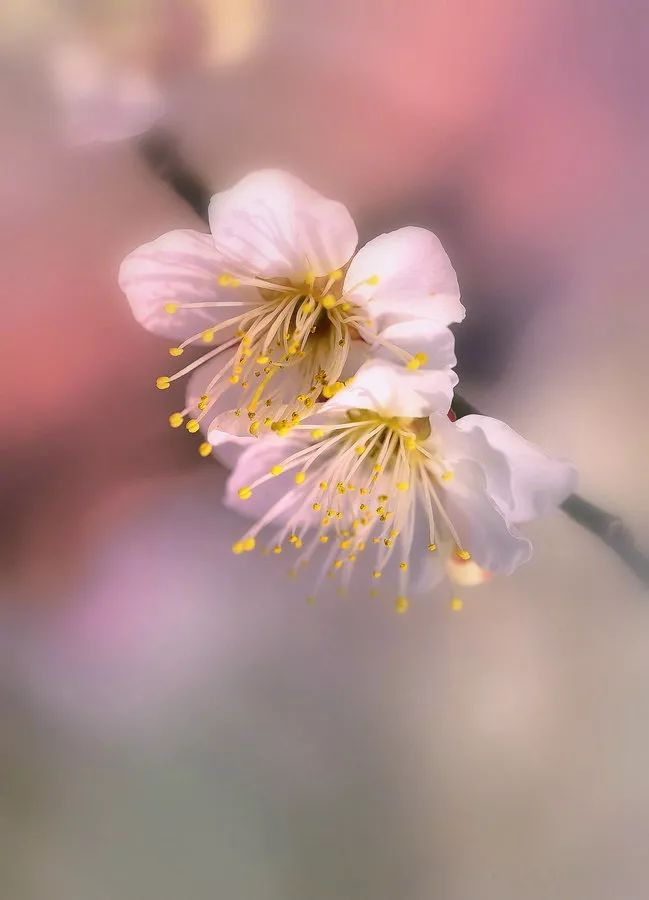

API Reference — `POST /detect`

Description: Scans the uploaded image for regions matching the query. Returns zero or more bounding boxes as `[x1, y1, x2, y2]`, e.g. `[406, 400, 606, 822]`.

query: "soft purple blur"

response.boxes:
[1, 2, 649, 898]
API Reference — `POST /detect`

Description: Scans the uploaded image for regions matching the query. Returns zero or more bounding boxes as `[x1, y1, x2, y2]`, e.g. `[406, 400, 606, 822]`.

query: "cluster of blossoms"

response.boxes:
[120, 171, 576, 612]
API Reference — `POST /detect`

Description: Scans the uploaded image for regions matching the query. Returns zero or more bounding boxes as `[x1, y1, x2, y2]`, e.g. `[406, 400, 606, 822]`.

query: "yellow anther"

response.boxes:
[302, 299, 315, 314]
[312, 502, 321, 511]
[330, 269, 344, 282]
[450, 597, 464, 612]
[321, 294, 336, 310]
[384, 538, 393, 548]
[341, 303, 351, 312]
[389, 529, 399, 538]
[238, 486, 253, 500]
[218, 273, 240, 287]
[186, 419, 200, 433]
[372, 570, 382, 579]
[242, 537, 256, 551]
[169, 346, 184, 357]
[372, 537, 381, 544]
[163, 302, 178, 314]
[340, 539, 352, 550]
[406, 357, 422, 371]
[456, 549, 471, 561]
[378, 494, 388, 502]
[322, 381, 345, 399]
[240, 334, 251, 346]
[156, 376, 171, 390]
[321, 517, 331, 527]
[311, 428, 325, 439]
[305, 271, 316, 287]
[231, 541, 244, 555]
[354, 445, 366, 455]
[360, 487, 369, 495]
[168, 412, 184, 428]
[336, 482, 346, 494]
[229, 374, 240, 384]
[396, 481, 409, 491]
[273, 545, 282, 554]
[270, 465, 284, 476]
[359, 504, 367, 511]
[319, 481, 328, 490]
[372, 464, 383, 473]
[202, 330, 215, 342]
[395, 596, 409, 614]
[427, 543, 437, 552]
[334, 560, 343, 570]
[197, 398, 209, 411]
[256, 355, 269, 364]
[376, 506, 386, 516]
[304, 396, 315, 408]
[357, 541, 366, 551]
[415, 352, 428, 364]
[294, 471, 306, 485]
[399, 561, 408, 570]
[319, 535, 329, 543]
[249, 421, 260, 436]
[198, 441, 212, 457]
[365, 274, 380, 286]
[441, 470, 454, 481]
[369, 589, 379, 598]
[348, 554, 357, 562]
[404, 436, 417, 450]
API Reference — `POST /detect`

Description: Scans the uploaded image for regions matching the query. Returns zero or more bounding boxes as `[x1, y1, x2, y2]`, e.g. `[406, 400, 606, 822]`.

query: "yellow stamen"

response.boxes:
[198, 441, 212, 457]
[169, 412, 184, 428]
[395, 596, 409, 614]
[156, 376, 171, 390]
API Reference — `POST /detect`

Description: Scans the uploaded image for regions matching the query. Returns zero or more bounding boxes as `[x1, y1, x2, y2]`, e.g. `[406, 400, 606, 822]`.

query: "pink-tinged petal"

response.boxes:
[323, 358, 412, 418]
[328, 327, 457, 420]
[225, 433, 311, 526]
[119, 229, 259, 341]
[343, 227, 464, 327]
[208, 170, 358, 281]
[185, 361, 255, 468]
[455, 415, 577, 523]
[371, 320, 458, 414]
[442, 460, 532, 575]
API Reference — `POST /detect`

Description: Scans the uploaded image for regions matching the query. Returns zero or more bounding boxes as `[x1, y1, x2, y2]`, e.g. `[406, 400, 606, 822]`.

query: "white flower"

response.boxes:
[224, 359, 576, 612]
[119, 170, 464, 445]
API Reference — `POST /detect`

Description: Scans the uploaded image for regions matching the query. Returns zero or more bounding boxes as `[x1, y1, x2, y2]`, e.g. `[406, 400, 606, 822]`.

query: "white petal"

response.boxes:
[208, 170, 358, 281]
[323, 358, 415, 418]
[442, 460, 532, 575]
[455, 415, 577, 523]
[119, 229, 259, 340]
[327, 326, 457, 419]
[374, 320, 458, 414]
[343, 227, 464, 328]
[225, 433, 311, 527]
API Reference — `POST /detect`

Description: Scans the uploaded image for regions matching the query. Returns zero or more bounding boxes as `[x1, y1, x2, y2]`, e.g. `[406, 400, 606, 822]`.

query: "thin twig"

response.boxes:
[135, 128, 649, 588]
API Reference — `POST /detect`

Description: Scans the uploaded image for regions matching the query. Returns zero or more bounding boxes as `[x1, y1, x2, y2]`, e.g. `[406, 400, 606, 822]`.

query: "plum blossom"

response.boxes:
[119, 170, 464, 447]
[225, 357, 576, 612]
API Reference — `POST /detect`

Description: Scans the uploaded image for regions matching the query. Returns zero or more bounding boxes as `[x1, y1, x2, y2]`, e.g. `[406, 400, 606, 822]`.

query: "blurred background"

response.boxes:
[1, 1, 649, 898]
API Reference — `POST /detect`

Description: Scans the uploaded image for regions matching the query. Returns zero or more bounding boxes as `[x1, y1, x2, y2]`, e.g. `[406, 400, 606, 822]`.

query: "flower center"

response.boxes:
[232, 410, 471, 612]
[157, 268, 381, 438]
